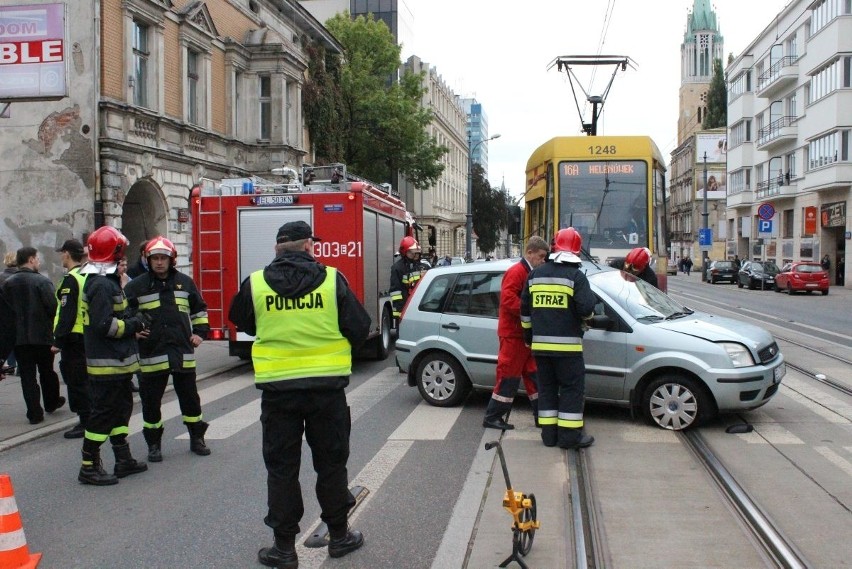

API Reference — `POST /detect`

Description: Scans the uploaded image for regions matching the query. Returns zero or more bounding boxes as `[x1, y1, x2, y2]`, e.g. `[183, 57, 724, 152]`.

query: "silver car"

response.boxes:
[395, 259, 786, 430]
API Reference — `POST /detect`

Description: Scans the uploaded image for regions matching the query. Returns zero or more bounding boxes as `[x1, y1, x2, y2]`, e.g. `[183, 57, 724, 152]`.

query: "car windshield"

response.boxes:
[592, 269, 691, 320]
[796, 264, 823, 273]
[752, 261, 780, 274]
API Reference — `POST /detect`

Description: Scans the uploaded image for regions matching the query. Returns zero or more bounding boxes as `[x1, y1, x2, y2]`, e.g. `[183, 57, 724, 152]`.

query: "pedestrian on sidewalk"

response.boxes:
[125, 236, 211, 462]
[77, 226, 150, 486]
[0, 252, 18, 374]
[683, 256, 693, 276]
[1, 247, 64, 424]
[483, 236, 549, 431]
[229, 220, 371, 569]
[126, 241, 149, 278]
[521, 228, 596, 450]
[52, 239, 92, 439]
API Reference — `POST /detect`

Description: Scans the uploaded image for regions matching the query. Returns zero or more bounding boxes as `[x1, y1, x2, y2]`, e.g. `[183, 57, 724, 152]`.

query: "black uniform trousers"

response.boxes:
[58, 335, 91, 420]
[260, 388, 355, 538]
[139, 370, 202, 425]
[535, 355, 586, 448]
[15, 344, 61, 422]
[83, 376, 134, 452]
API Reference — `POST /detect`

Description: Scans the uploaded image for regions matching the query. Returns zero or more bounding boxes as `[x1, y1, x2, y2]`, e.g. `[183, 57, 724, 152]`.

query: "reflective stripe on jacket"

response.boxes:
[250, 267, 351, 384]
[54, 267, 86, 335]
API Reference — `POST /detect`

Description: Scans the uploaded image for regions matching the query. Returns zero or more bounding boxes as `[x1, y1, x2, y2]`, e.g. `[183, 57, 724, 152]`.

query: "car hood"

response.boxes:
[654, 314, 772, 348]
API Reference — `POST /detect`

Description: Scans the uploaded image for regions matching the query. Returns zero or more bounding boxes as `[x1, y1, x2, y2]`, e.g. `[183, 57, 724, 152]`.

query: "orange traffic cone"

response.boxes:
[0, 474, 41, 569]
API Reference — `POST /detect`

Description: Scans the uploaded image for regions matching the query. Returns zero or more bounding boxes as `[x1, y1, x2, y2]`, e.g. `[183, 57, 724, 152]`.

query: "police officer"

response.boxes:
[521, 228, 596, 449]
[229, 220, 371, 569]
[125, 236, 210, 462]
[389, 236, 422, 320]
[609, 247, 660, 289]
[52, 239, 91, 439]
[78, 226, 150, 485]
[483, 236, 549, 430]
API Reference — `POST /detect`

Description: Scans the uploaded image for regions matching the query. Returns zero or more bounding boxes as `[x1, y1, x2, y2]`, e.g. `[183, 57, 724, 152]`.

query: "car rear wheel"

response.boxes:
[737, 279, 744, 289]
[415, 353, 471, 407]
[774, 282, 782, 292]
[642, 375, 711, 431]
[787, 283, 794, 295]
[370, 306, 392, 360]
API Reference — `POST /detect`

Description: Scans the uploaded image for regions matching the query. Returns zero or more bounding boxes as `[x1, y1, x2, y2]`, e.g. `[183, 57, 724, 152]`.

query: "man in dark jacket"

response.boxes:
[52, 239, 91, 438]
[229, 221, 371, 569]
[125, 236, 211, 461]
[126, 241, 149, 278]
[521, 228, 596, 450]
[1, 247, 64, 424]
[389, 236, 422, 320]
[608, 247, 660, 289]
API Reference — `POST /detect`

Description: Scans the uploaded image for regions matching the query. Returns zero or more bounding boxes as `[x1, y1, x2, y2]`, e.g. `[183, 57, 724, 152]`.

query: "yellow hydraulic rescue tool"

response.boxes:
[485, 440, 540, 569]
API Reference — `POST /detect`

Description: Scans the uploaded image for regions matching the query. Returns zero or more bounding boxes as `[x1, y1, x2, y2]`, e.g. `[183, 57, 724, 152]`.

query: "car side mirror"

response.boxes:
[589, 314, 613, 331]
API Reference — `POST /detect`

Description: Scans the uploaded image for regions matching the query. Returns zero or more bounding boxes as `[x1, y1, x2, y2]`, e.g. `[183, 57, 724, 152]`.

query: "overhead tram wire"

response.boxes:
[582, 0, 616, 121]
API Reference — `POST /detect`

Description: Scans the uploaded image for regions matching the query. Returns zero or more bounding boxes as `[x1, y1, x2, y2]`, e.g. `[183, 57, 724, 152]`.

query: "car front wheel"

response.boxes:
[642, 375, 711, 430]
[415, 353, 471, 407]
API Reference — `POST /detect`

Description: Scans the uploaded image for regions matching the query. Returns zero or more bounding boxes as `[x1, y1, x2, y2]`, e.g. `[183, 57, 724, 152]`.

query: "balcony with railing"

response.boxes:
[756, 56, 798, 98]
[757, 116, 797, 150]
[727, 185, 754, 208]
[755, 175, 797, 200]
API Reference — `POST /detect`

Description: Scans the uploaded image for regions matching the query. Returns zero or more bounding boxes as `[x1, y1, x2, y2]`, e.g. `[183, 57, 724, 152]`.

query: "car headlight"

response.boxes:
[718, 342, 756, 367]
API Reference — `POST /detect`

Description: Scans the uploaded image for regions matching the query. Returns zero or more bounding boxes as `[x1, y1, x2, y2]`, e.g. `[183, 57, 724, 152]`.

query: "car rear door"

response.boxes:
[439, 271, 502, 389]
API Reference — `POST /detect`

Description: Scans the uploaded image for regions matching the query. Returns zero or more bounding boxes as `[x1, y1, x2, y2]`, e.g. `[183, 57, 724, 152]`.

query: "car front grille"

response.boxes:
[763, 384, 779, 399]
[758, 342, 780, 364]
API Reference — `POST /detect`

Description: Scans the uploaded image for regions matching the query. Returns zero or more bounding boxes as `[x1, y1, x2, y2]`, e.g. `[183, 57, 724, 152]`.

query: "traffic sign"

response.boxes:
[698, 228, 712, 246]
[758, 219, 773, 234]
[758, 202, 775, 221]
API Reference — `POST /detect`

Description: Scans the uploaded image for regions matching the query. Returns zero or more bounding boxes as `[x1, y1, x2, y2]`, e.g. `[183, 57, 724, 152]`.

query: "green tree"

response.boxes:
[305, 13, 446, 188]
[471, 163, 508, 254]
[703, 58, 727, 129]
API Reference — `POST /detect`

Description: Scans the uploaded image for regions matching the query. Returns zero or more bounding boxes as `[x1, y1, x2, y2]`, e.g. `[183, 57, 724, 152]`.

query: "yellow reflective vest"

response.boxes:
[54, 267, 86, 334]
[250, 268, 351, 384]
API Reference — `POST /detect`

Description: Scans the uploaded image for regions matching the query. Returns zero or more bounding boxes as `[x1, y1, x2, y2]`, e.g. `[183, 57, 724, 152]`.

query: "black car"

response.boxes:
[738, 261, 780, 290]
[705, 260, 737, 284]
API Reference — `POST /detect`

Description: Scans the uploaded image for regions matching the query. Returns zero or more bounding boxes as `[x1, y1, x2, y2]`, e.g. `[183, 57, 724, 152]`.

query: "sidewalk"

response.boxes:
[0, 341, 243, 451]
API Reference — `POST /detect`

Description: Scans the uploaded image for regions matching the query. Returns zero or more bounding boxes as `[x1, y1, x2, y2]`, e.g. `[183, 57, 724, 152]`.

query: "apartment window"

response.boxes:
[808, 131, 845, 169]
[786, 152, 797, 179]
[187, 50, 199, 125]
[810, 58, 844, 103]
[730, 119, 752, 148]
[783, 209, 794, 238]
[132, 21, 149, 107]
[810, 0, 851, 35]
[259, 75, 271, 140]
[728, 70, 752, 100]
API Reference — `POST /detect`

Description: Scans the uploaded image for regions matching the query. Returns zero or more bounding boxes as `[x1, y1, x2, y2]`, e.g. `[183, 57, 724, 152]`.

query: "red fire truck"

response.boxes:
[191, 163, 414, 360]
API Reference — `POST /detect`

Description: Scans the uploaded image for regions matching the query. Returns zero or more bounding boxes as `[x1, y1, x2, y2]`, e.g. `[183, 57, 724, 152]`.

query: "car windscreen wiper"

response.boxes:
[664, 310, 693, 320]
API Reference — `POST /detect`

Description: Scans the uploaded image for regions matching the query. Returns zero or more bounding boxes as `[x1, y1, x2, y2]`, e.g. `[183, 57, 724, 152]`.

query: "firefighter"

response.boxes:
[124, 236, 211, 462]
[483, 236, 549, 430]
[52, 239, 91, 439]
[521, 228, 596, 449]
[228, 220, 371, 568]
[609, 247, 659, 289]
[389, 236, 422, 319]
[78, 226, 150, 485]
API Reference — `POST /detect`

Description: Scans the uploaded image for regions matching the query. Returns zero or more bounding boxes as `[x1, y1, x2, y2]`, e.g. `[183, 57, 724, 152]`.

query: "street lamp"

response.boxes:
[466, 133, 501, 261]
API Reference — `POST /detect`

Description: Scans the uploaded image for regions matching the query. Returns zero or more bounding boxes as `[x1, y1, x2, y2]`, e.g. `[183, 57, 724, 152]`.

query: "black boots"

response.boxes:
[258, 535, 297, 569]
[187, 420, 211, 456]
[64, 418, 87, 439]
[483, 399, 515, 430]
[143, 426, 164, 462]
[328, 527, 364, 559]
[78, 449, 118, 486]
[112, 442, 148, 478]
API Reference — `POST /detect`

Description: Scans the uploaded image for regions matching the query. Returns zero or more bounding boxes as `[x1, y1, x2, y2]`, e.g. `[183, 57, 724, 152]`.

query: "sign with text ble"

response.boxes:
[0, 3, 66, 100]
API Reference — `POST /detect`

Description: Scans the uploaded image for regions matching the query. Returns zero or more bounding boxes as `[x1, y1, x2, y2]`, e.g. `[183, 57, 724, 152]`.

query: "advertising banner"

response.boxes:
[696, 169, 726, 200]
[804, 206, 817, 235]
[820, 201, 846, 228]
[0, 3, 66, 100]
[696, 133, 727, 164]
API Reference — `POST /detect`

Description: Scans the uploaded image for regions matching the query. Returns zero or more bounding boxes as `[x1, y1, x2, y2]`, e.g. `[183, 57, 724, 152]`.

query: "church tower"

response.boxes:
[678, 0, 724, 144]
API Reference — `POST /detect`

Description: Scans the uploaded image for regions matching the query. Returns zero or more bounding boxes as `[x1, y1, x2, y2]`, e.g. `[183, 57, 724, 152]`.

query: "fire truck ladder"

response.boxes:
[547, 55, 635, 136]
[196, 185, 225, 337]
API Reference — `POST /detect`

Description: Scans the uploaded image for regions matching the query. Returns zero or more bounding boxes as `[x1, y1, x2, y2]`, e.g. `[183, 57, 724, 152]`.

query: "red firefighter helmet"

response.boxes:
[399, 236, 421, 256]
[145, 236, 177, 266]
[552, 227, 582, 254]
[624, 247, 652, 272]
[86, 226, 129, 264]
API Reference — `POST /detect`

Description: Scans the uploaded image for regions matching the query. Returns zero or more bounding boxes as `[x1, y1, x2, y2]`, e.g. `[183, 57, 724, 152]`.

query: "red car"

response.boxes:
[774, 262, 830, 295]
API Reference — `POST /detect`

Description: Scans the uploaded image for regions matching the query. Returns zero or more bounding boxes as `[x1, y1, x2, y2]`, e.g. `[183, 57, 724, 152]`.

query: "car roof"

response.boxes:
[421, 258, 610, 277]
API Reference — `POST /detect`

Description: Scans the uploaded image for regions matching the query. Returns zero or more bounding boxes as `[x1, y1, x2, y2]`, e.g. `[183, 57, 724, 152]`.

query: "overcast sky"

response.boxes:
[407, 0, 791, 200]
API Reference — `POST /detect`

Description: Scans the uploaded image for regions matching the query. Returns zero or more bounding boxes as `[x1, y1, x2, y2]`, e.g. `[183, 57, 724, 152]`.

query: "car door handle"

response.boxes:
[442, 323, 460, 331]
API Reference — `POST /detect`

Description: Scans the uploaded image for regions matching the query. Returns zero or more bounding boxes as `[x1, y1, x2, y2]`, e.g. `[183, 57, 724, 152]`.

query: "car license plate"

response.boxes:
[773, 365, 786, 384]
[767, 278, 774, 283]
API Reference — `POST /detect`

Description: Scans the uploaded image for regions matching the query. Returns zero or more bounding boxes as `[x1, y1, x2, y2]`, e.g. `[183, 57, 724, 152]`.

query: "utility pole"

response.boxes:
[702, 152, 709, 281]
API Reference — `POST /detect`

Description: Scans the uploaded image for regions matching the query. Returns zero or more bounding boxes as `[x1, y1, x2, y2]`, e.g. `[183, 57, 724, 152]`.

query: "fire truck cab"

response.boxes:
[191, 163, 413, 360]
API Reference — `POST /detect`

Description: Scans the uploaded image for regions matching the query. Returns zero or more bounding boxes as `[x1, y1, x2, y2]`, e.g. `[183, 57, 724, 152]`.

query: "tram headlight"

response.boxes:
[718, 342, 755, 368]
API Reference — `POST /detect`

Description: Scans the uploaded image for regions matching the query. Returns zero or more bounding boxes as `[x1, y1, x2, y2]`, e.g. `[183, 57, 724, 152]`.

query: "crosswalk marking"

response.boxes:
[736, 423, 805, 445]
[814, 446, 852, 478]
[781, 378, 852, 423]
[389, 401, 464, 440]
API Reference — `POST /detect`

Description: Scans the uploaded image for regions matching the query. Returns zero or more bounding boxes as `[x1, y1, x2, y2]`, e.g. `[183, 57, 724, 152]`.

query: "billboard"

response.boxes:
[0, 3, 66, 100]
[696, 169, 726, 200]
[696, 133, 727, 164]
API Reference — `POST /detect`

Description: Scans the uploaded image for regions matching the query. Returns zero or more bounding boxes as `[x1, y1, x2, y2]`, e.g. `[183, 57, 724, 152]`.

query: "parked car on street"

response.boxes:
[737, 261, 780, 290]
[395, 260, 785, 431]
[705, 260, 738, 284]
[666, 260, 678, 276]
[774, 262, 830, 295]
